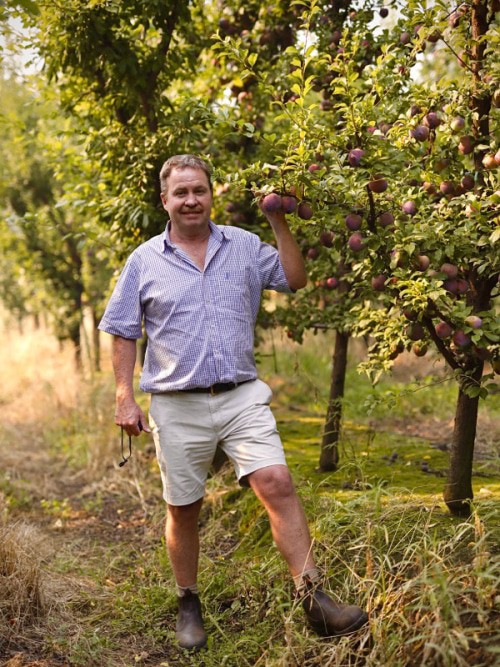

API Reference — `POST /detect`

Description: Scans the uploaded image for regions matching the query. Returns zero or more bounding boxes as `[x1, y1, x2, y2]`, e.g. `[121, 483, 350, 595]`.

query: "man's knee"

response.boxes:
[167, 498, 203, 526]
[249, 465, 296, 502]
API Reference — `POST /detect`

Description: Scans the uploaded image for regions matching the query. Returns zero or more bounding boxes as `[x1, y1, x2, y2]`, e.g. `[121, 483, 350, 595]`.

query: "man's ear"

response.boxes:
[160, 193, 168, 209]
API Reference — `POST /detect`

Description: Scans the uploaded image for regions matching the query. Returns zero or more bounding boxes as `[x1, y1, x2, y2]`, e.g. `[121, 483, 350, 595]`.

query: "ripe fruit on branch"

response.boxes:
[413, 343, 428, 357]
[459, 136, 474, 155]
[348, 232, 365, 252]
[345, 213, 362, 230]
[427, 30, 441, 44]
[319, 230, 335, 247]
[402, 200, 417, 215]
[482, 154, 497, 169]
[440, 181, 455, 196]
[408, 104, 422, 118]
[308, 163, 321, 173]
[326, 277, 338, 289]
[403, 309, 418, 321]
[453, 330, 471, 348]
[389, 341, 405, 359]
[371, 274, 387, 291]
[450, 116, 465, 133]
[440, 263, 458, 279]
[461, 174, 474, 191]
[378, 211, 394, 227]
[306, 247, 319, 260]
[423, 112, 441, 129]
[348, 148, 365, 166]
[415, 255, 430, 270]
[411, 125, 430, 142]
[465, 315, 482, 329]
[444, 279, 459, 295]
[297, 201, 313, 220]
[368, 176, 388, 193]
[435, 321, 453, 339]
[407, 323, 425, 341]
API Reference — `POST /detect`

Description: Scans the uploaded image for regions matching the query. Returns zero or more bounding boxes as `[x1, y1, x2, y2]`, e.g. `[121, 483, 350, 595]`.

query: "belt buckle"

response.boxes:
[210, 384, 217, 396]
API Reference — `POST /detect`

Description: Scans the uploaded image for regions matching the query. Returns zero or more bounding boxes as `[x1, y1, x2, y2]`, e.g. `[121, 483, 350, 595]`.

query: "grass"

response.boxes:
[0, 315, 499, 665]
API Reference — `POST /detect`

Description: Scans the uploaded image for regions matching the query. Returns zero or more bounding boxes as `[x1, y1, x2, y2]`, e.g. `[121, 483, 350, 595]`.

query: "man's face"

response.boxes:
[161, 167, 213, 233]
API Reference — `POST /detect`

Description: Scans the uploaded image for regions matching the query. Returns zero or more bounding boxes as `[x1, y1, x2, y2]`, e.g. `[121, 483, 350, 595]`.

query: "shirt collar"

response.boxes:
[162, 219, 225, 252]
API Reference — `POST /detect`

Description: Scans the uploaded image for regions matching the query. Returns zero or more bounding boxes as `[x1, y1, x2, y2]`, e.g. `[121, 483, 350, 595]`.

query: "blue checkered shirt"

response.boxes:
[98, 221, 292, 393]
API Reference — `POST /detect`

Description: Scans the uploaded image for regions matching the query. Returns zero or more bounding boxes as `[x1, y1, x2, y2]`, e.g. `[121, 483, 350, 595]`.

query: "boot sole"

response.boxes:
[309, 611, 369, 638]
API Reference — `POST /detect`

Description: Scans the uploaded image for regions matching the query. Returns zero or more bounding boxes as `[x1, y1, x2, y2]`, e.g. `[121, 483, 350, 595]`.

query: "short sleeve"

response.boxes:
[258, 241, 292, 293]
[98, 255, 144, 339]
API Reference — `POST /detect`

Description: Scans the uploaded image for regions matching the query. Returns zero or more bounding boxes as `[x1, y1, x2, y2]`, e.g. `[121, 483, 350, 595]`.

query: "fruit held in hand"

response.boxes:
[261, 193, 282, 213]
[281, 195, 297, 214]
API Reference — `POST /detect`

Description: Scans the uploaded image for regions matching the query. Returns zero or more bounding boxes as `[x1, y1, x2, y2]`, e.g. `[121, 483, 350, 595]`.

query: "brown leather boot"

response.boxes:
[301, 584, 368, 637]
[175, 591, 207, 650]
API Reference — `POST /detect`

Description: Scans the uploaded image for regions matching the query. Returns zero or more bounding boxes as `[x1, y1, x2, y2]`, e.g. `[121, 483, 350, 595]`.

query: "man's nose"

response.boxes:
[185, 192, 198, 206]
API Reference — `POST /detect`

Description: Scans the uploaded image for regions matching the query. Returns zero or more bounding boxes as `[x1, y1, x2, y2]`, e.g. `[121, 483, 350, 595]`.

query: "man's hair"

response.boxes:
[159, 154, 212, 194]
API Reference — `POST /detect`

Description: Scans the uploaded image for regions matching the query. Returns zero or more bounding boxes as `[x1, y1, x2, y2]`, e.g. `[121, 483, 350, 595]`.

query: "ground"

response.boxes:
[1, 315, 499, 666]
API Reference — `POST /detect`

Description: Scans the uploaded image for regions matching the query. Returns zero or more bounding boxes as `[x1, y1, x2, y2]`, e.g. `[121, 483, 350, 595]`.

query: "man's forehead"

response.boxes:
[168, 167, 210, 187]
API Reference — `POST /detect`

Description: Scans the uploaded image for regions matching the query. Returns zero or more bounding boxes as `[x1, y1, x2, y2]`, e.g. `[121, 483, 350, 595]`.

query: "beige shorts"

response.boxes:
[148, 379, 287, 506]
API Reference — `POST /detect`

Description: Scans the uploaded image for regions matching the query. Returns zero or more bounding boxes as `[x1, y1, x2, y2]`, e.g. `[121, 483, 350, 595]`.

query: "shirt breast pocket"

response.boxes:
[213, 268, 250, 313]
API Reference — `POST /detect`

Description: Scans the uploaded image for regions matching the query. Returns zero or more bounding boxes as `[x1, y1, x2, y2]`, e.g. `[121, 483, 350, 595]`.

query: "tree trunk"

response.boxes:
[139, 334, 148, 369]
[90, 307, 101, 372]
[319, 330, 349, 472]
[444, 361, 484, 517]
[69, 321, 82, 371]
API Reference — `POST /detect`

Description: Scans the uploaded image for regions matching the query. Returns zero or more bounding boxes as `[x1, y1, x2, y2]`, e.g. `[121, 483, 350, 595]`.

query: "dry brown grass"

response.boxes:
[0, 521, 46, 635]
[0, 310, 80, 425]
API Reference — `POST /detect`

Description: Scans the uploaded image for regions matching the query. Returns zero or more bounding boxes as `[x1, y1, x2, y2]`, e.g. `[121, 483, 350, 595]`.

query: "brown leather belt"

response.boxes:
[178, 379, 255, 396]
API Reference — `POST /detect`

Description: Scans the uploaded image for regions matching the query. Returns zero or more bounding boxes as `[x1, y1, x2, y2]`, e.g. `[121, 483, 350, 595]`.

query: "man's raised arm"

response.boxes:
[259, 205, 308, 291]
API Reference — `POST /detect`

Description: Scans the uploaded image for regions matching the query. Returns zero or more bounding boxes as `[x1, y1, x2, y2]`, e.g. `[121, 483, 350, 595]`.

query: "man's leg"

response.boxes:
[166, 499, 207, 650]
[248, 465, 368, 637]
[166, 499, 203, 587]
[247, 465, 316, 578]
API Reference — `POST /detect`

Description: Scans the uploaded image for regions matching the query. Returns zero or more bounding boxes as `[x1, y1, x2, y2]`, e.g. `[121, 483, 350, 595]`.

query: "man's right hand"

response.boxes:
[115, 397, 151, 436]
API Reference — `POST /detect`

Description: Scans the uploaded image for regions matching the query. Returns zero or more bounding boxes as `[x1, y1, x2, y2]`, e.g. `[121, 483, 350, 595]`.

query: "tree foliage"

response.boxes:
[1, 0, 499, 511]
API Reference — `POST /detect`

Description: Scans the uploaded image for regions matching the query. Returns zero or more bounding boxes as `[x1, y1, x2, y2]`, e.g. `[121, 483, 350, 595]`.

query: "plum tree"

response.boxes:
[214, 0, 499, 514]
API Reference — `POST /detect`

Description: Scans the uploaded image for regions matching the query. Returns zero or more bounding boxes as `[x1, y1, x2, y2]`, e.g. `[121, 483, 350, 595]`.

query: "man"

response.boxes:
[99, 154, 368, 650]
